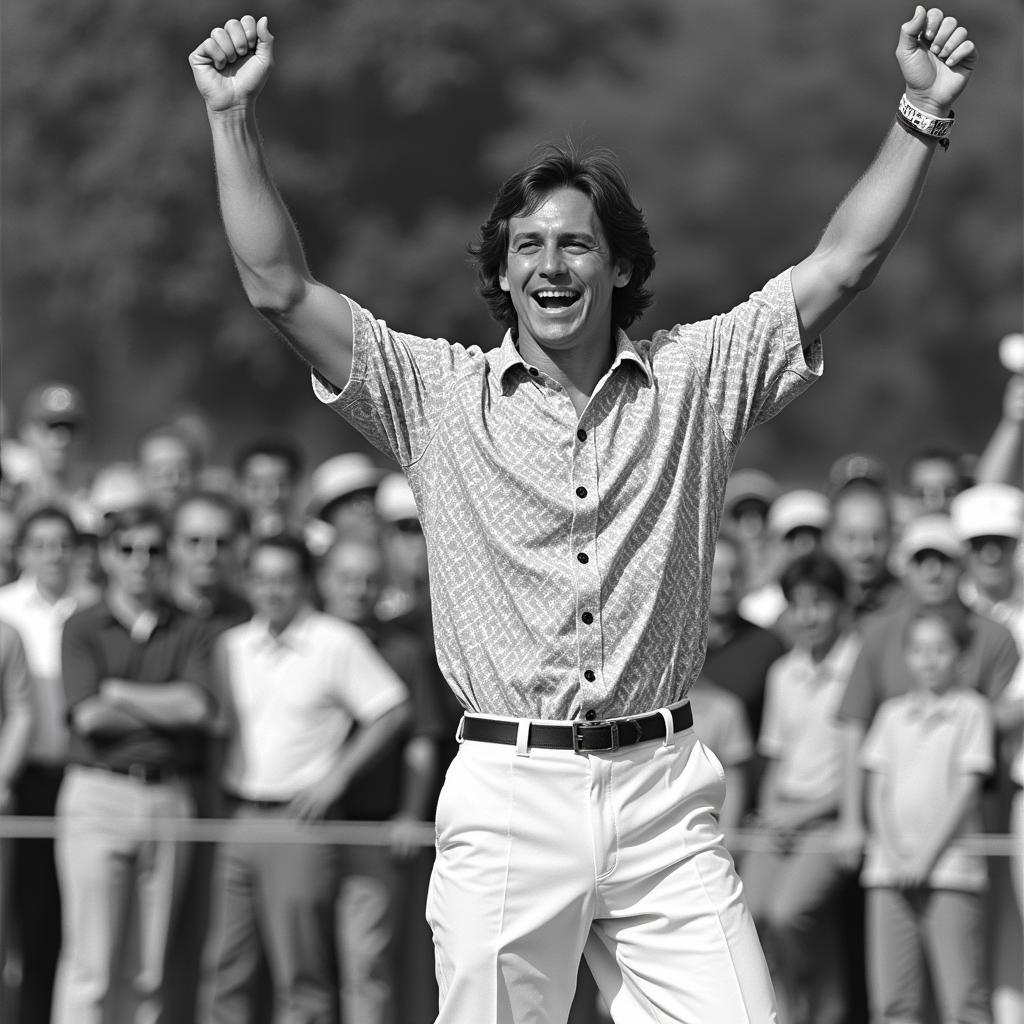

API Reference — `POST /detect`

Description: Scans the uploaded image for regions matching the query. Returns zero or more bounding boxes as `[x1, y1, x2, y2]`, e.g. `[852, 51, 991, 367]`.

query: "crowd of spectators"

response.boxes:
[0, 375, 1022, 1024]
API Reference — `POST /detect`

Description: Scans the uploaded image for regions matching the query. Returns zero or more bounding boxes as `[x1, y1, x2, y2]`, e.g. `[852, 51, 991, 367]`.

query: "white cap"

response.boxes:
[767, 489, 830, 538]
[375, 472, 419, 523]
[950, 483, 1024, 541]
[308, 454, 385, 520]
[898, 514, 965, 561]
[89, 462, 147, 515]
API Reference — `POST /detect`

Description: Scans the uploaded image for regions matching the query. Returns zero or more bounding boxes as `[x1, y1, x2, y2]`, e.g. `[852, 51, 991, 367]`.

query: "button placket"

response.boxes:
[571, 416, 603, 706]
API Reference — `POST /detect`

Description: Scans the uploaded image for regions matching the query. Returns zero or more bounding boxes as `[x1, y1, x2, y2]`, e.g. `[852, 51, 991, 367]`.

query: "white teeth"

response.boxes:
[535, 290, 578, 298]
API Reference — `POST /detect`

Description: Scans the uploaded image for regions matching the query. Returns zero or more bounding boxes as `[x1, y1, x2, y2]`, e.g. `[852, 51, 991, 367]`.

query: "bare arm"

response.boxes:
[974, 376, 1024, 486]
[791, 7, 976, 344]
[101, 679, 211, 728]
[835, 720, 868, 869]
[390, 734, 441, 859]
[190, 17, 355, 390]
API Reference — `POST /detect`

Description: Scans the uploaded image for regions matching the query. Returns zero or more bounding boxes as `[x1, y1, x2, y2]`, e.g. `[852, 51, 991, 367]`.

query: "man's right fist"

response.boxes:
[189, 15, 274, 112]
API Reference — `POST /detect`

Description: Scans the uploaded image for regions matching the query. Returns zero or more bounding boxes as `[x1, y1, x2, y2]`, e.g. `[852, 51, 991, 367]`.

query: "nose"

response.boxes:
[539, 242, 567, 278]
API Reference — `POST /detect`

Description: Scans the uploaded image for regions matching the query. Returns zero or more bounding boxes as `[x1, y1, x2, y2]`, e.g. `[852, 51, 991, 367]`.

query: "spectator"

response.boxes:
[203, 533, 409, 1024]
[686, 674, 754, 833]
[136, 424, 202, 514]
[319, 533, 447, 1024]
[901, 445, 966, 517]
[704, 531, 786, 744]
[739, 487, 830, 631]
[233, 436, 305, 539]
[0, 506, 79, 1024]
[742, 552, 860, 1024]
[826, 451, 890, 503]
[0, 506, 19, 587]
[827, 479, 903, 622]
[11, 382, 90, 516]
[374, 472, 429, 623]
[308, 453, 385, 543]
[0, 619, 35, 1019]
[835, 514, 1019, 867]
[860, 604, 993, 1024]
[723, 469, 781, 595]
[52, 504, 214, 1024]
[167, 491, 251, 634]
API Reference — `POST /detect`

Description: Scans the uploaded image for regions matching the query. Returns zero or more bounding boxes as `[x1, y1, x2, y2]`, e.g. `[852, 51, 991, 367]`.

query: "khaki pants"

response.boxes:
[51, 766, 194, 1024]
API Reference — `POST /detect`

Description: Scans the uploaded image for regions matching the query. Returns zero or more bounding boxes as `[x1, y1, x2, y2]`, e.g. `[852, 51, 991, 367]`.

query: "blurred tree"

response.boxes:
[2, 0, 1020, 485]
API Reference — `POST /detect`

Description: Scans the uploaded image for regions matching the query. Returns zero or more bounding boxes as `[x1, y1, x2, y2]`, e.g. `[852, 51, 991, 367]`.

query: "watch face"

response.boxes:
[999, 333, 1024, 375]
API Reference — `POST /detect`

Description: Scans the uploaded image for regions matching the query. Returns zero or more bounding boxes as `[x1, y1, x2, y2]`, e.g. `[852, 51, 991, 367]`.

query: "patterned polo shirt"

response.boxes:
[314, 269, 821, 720]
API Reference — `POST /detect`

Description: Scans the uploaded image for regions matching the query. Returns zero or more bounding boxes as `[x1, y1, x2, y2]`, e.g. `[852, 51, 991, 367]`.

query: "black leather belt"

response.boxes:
[461, 703, 693, 753]
[98, 762, 178, 785]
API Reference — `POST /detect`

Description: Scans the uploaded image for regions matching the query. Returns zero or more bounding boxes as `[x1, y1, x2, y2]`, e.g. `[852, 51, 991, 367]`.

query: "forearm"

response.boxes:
[395, 734, 439, 820]
[105, 680, 211, 727]
[719, 763, 748, 833]
[338, 702, 412, 795]
[208, 105, 313, 316]
[840, 724, 867, 829]
[915, 775, 981, 869]
[975, 419, 1024, 486]
[0, 707, 34, 787]
[72, 696, 146, 737]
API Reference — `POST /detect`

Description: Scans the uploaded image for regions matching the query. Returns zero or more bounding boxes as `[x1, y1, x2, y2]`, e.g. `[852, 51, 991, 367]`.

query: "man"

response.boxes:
[0, 506, 80, 1024]
[53, 504, 214, 1024]
[233, 436, 305, 539]
[202, 533, 409, 1024]
[190, 10, 977, 1019]
[136, 424, 202, 513]
[307, 453, 386, 543]
[319, 533, 450, 1024]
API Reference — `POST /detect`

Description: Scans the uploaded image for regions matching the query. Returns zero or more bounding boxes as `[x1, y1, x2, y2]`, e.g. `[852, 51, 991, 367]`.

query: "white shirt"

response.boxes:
[0, 575, 76, 762]
[219, 608, 408, 800]
[758, 632, 860, 803]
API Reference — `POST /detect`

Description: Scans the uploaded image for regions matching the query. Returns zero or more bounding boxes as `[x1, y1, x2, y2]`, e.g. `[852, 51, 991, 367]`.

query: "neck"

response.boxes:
[516, 330, 615, 411]
[107, 584, 156, 620]
[29, 575, 68, 605]
[170, 572, 216, 610]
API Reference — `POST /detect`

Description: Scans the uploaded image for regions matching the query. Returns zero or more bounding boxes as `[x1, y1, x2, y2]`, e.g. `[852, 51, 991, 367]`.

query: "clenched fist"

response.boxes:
[897, 6, 977, 116]
[189, 15, 274, 112]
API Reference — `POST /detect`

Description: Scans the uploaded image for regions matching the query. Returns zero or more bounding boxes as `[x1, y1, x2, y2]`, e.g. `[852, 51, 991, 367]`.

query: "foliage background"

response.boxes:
[3, 0, 1021, 485]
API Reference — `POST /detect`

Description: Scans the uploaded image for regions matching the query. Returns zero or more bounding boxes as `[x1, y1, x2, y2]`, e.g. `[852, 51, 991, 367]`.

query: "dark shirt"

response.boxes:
[701, 615, 787, 740]
[61, 599, 214, 772]
[174, 586, 251, 639]
[343, 616, 451, 822]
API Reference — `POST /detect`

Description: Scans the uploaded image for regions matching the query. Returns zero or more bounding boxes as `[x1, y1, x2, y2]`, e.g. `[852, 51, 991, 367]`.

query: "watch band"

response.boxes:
[897, 94, 954, 149]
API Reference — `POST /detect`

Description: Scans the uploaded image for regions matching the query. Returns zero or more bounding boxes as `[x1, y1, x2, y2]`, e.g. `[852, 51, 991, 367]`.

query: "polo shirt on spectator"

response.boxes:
[61, 599, 214, 772]
[0, 574, 76, 762]
[313, 270, 822, 720]
[758, 632, 861, 804]
[218, 608, 408, 802]
[860, 688, 993, 892]
[837, 601, 1019, 728]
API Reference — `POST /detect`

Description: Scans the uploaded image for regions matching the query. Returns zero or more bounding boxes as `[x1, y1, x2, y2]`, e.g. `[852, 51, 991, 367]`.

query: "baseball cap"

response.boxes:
[827, 452, 888, 498]
[308, 454, 386, 520]
[21, 382, 86, 426]
[724, 469, 780, 515]
[375, 472, 419, 523]
[767, 489, 830, 538]
[950, 483, 1024, 542]
[898, 514, 965, 561]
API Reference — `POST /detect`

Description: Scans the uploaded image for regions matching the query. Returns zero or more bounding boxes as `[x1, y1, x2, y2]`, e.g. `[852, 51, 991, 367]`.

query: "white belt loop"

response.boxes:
[455, 716, 466, 744]
[515, 719, 532, 757]
[658, 707, 675, 748]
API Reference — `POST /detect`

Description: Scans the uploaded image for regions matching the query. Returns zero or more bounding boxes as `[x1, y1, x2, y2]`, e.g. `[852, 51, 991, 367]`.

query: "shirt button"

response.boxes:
[576, 486, 588, 499]
[577, 428, 587, 442]
[585, 708, 597, 721]
[581, 611, 594, 625]
[577, 552, 589, 564]
[584, 669, 596, 682]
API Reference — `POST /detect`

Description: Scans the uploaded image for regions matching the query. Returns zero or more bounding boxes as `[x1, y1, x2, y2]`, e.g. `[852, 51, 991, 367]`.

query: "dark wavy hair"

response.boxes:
[468, 143, 656, 332]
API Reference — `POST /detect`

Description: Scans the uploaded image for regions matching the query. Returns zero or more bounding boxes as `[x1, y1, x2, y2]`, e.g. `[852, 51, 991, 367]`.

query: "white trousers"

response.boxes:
[426, 707, 777, 1023]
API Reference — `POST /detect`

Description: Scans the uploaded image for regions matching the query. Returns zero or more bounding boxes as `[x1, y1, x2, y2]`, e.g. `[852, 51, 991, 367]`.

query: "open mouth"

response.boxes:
[533, 288, 581, 311]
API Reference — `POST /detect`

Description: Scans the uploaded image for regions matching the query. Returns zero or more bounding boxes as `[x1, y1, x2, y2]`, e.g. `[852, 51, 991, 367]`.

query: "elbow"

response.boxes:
[244, 269, 310, 320]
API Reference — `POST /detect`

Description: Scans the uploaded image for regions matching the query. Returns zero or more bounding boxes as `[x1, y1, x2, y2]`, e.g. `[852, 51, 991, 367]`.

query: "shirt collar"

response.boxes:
[103, 591, 174, 642]
[13, 573, 78, 617]
[494, 329, 653, 388]
[250, 605, 315, 652]
[791, 631, 861, 682]
[905, 688, 960, 721]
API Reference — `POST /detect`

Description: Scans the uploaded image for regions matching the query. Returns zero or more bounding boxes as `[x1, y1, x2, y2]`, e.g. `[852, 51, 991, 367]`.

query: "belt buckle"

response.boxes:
[572, 720, 620, 754]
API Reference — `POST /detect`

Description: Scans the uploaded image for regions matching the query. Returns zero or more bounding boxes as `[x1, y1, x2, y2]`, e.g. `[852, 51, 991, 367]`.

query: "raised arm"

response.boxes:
[189, 16, 355, 390]
[791, 7, 977, 344]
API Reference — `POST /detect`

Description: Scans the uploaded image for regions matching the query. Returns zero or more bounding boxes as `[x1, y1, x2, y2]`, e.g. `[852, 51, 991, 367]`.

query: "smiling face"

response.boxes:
[499, 187, 631, 358]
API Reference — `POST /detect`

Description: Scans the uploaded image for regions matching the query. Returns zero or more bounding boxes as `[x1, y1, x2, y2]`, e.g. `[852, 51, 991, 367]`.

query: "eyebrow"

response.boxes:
[508, 230, 600, 247]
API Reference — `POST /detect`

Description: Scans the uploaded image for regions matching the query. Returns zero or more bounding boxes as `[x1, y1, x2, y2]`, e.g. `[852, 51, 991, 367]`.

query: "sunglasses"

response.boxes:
[181, 534, 232, 550]
[117, 543, 165, 560]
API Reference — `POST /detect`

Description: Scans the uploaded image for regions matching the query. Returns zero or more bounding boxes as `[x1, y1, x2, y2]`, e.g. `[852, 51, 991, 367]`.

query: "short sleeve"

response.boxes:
[674, 269, 823, 446]
[859, 703, 894, 773]
[333, 627, 410, 724]
[311, 296, 472, 468]
[955, 696, 995, 777]
[61, 610, 102, 711]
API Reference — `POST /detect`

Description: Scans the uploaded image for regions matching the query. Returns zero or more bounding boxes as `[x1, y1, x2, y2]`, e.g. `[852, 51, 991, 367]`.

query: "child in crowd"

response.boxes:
[861, 604, 994, 1024]
[742, 551, 860, 1024]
